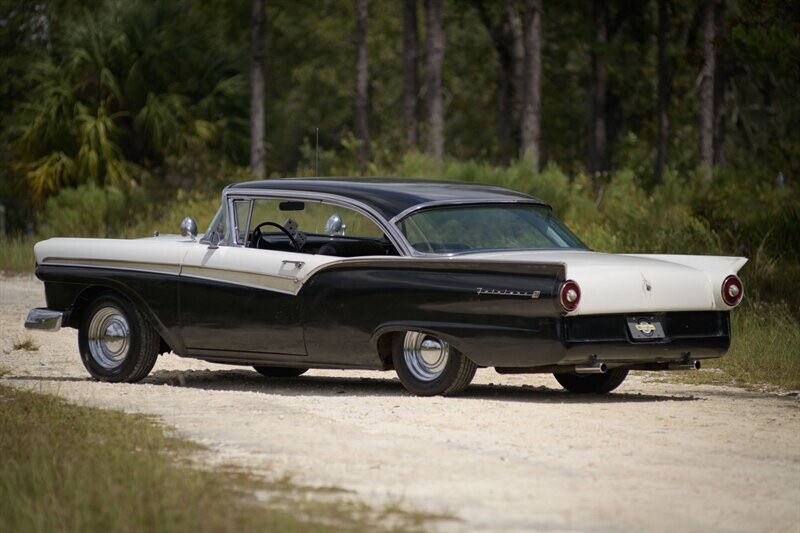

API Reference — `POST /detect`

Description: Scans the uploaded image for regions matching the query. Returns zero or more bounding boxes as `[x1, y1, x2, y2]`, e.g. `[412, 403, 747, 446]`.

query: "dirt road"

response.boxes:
[1, 275, 798, 531]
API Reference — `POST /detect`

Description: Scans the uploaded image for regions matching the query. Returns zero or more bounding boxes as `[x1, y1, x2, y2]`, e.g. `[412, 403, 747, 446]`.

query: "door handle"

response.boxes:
[281, 260, 305, 270]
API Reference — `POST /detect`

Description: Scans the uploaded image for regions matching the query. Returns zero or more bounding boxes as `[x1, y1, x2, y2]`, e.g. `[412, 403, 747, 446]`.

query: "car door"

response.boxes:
[178, 243, 311, 357]
[177, 198, 312, 358]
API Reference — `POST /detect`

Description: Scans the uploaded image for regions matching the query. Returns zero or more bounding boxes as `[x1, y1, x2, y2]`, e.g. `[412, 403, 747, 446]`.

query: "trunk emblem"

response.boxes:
[634, 320, 657, 336]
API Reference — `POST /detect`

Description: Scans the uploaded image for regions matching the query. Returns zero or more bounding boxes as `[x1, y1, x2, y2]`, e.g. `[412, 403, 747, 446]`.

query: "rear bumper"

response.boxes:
[559, 311, 730, 364]
[488, 311, 731, 370]
[24, 308, 65, 332]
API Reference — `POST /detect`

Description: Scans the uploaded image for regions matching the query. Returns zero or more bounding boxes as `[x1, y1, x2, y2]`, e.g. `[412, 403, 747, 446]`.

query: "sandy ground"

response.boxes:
[1, 275, 799, 532]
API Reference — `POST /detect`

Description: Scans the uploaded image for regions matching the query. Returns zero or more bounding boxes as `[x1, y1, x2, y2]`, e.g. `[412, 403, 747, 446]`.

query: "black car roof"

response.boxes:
[227, 178, 548, 220]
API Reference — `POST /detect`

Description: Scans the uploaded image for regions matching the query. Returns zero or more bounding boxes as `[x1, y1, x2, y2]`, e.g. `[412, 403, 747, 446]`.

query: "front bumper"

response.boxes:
[24, 308, 65, 332]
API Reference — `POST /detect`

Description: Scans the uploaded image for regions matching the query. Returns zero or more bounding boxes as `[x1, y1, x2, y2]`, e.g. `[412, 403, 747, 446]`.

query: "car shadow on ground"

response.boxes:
[136, 368, 699, 404]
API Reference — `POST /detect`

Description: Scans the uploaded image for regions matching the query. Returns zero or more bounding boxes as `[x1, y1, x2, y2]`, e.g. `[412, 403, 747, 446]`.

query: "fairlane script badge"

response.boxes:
[476, 288, 541, 299]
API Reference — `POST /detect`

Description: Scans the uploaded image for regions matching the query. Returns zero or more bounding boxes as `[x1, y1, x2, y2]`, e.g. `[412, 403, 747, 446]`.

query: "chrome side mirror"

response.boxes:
[324, 213, 346, 236]
[180, 216, 198, 240]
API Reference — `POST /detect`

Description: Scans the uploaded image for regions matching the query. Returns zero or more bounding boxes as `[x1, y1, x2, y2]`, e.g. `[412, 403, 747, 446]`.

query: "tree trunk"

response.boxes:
[588, 0, 608, 175]
[520, 0, 541, 170]
[403, 0, 418, 150]
[713, 0, 726, 167]
[473, 0, 519, 162]
[424, 0, 445, 162]
[699, 0, 719, 183]
[355, 0, 370, 171]
[654, 0, 669, 183]
[249, 0, 265, 177]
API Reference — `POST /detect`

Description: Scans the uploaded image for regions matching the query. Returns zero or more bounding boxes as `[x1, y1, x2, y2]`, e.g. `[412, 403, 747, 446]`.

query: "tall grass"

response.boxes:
[0, 384, 431, 532]
[720, 304, 800, 390]
[0, 236, 36, 274]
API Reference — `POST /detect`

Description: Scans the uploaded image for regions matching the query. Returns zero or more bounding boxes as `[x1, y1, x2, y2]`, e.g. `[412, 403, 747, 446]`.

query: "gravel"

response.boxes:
[1, 275, 798, 531]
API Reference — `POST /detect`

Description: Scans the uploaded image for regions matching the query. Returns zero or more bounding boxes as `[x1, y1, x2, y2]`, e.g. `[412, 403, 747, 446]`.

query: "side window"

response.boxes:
[201, 205, 228, 244]
[248, 199, 384, 239]
[233, 200, 252, 244]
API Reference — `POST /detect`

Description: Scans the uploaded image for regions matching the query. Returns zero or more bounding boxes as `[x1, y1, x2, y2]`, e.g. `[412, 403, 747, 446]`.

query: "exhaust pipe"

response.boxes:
[574, 362, 607, 374]
[667, 359, 701, 371]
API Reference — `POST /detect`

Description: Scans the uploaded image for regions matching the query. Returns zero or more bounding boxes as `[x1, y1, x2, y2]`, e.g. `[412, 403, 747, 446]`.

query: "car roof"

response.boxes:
[227, 177, 548, 220]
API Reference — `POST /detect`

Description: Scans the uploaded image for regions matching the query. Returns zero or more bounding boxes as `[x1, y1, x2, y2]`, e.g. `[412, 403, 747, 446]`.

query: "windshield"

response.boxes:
[397, 204, 588, 254]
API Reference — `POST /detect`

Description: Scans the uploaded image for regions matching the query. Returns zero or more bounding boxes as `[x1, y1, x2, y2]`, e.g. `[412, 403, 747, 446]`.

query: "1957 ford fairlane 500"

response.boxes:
[25, 178, 746, 396]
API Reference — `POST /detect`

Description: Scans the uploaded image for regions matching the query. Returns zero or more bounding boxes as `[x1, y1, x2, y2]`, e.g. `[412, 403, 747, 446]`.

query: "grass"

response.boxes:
[0, 383, 442, 533]
[699, 303, 799, 390]
[0, 235, 36, 274]
[652, 304, 800, 391]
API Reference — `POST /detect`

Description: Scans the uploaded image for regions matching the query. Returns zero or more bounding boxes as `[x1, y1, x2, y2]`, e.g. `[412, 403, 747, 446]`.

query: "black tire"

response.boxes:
[392, 332, 477, 396]
[253, 366, 308, 378]
[78, 292, 159, 383]
[553, 368, 629, 394]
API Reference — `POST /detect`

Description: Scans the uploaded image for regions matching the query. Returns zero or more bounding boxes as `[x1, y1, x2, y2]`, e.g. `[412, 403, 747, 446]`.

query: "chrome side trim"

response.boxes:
[25, 308, 64, 332]
[180, 266, 299, 295]
[39, 259, 301, 295]
[41, 258, 181, 276]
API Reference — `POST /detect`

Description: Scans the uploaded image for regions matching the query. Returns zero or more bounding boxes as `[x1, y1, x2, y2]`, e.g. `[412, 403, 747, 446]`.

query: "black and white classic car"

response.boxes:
[25, 178, 747, 396]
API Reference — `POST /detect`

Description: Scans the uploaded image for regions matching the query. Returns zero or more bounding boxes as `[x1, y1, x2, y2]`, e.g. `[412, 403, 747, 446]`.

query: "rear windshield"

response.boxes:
[397, 204, 588, 254]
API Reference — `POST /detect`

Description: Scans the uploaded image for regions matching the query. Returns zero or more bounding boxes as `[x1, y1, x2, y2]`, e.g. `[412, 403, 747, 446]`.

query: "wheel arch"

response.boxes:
[68, 284, 177, 355]
[371, 322, 477, 368]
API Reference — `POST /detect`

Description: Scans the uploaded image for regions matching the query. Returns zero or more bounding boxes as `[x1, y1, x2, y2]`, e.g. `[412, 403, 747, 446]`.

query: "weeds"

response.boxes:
[12, 334, 38, 352]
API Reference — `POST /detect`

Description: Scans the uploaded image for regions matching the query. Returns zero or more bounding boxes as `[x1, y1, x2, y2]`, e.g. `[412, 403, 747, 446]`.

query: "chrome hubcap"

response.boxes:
[403, 331, 449, 381]
[87, 306, 130, 369]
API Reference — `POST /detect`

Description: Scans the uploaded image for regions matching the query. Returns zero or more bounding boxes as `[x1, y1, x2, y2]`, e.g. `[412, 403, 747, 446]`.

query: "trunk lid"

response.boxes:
[464, 250, 747, 314]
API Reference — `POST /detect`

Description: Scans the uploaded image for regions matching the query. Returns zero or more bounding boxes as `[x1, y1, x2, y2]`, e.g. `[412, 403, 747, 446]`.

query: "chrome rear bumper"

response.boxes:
[24, 308, 64, 332]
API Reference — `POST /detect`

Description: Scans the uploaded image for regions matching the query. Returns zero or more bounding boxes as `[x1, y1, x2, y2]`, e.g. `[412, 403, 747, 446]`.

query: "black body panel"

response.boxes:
[179, 276, 306, 357]
[300, 261, 566, 367]
[36, 265, 185, 354]
[35, 261, 732, 371]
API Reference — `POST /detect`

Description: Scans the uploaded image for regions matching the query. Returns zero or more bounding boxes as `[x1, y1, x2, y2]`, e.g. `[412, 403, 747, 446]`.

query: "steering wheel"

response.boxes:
[249, 221, 300, 251]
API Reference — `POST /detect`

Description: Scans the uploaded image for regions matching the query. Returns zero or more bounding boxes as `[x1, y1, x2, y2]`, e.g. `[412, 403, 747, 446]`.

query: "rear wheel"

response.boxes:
[393, 331, 477, 396]
[78, 292, 159, 383]
[253, 366, 308, 378]
[553, 368, 629, 394]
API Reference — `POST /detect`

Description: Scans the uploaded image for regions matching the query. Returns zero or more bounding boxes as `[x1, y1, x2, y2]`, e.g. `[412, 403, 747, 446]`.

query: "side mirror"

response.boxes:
[324, 213, 347, 236]
[180, 217, 198, 240]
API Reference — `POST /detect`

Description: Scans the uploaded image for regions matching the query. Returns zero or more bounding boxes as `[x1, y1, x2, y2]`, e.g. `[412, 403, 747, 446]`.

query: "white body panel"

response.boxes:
[35, 236, 347, 295]
[463, 250, 747, 315]
[35, 238, 746, 315]
[34, 236, 194, 276]
[180, 243, 336, 295]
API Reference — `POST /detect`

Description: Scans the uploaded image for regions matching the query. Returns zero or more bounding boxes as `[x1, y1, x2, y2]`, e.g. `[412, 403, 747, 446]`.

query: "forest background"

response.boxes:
[0, 0, 797, 387]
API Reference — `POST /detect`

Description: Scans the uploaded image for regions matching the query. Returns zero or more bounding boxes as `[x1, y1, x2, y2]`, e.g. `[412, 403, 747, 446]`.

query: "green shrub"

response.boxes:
[36, 184, 149, 238]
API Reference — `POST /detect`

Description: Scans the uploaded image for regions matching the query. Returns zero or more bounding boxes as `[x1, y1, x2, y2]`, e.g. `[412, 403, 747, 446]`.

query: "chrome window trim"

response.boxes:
[389, 198, 548, 225]
[222, 188, 416, 256]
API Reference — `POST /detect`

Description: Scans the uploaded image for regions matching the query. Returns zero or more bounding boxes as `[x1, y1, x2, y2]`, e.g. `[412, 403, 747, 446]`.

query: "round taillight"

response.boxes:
[560, 280, 581, 312]
[721, 275, 744, 307]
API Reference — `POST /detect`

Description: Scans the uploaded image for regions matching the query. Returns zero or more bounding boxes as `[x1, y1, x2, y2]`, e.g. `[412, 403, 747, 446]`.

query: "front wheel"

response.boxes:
[78, 292, 159, 383]
[393, 331, 477, 396]
[553, 368, 629, 394]
[253, 366, 308, 378]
